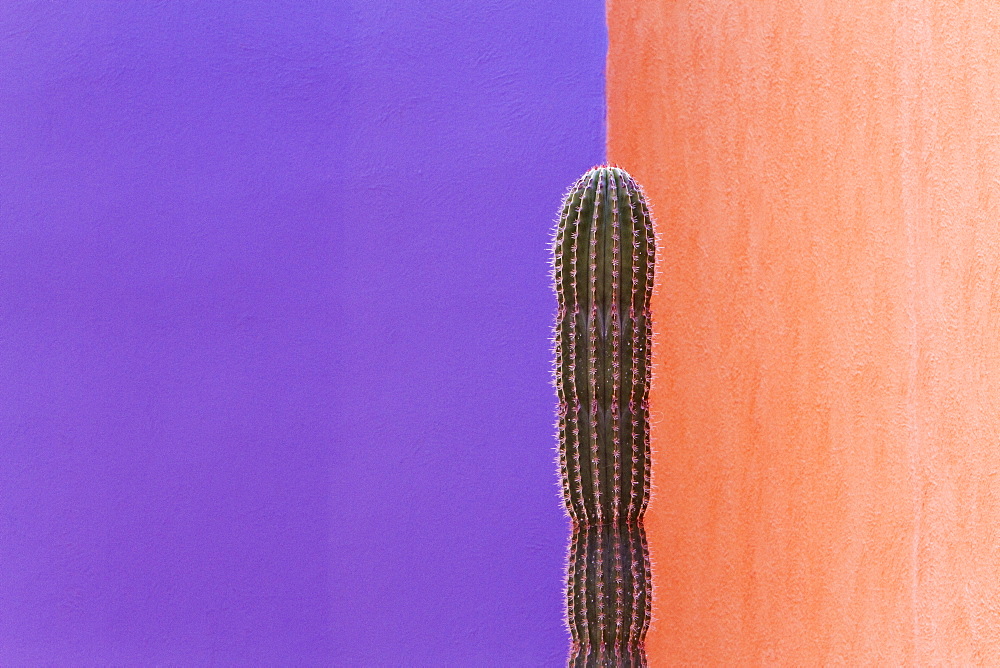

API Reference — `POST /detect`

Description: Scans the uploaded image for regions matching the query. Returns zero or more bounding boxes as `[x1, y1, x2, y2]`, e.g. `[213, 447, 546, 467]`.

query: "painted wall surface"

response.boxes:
[0, 1, 605, 664]
[335, 1, 605, 664]
[609, 2, 1000, 665]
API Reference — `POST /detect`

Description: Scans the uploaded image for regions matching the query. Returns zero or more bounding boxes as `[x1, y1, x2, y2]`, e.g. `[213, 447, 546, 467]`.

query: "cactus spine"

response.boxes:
[553, 166, 653, 667]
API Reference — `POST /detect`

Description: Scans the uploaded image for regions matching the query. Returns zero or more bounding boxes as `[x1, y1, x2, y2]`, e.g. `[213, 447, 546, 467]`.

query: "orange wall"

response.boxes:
[608, 2, 1000, 664]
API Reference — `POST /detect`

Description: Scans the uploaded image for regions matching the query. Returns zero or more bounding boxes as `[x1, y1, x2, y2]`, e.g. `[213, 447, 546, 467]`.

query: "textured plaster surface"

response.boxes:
[335, 1, 605, 664]
[609, 1, 1000, 665]
[0, 1, 605, 664]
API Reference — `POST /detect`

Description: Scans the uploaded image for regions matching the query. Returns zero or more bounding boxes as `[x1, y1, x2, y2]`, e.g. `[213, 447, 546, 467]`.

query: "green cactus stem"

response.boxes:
[553, 166, 653, 667]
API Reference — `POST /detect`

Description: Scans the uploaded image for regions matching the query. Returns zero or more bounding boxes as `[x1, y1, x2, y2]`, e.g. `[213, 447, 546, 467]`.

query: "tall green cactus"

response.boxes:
[553, 166, 653, 667]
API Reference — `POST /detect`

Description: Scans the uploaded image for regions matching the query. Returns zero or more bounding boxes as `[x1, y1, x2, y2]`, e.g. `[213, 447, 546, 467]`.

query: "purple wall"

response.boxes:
[0, 1, 605, 664]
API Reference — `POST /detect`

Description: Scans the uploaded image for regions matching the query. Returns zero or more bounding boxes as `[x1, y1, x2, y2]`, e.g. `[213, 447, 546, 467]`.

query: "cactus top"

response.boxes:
[552, 166, 654, 528]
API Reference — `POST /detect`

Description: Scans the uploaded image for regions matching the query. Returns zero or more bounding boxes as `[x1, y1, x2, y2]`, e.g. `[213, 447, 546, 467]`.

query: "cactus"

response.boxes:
[553, 166, 653, 667]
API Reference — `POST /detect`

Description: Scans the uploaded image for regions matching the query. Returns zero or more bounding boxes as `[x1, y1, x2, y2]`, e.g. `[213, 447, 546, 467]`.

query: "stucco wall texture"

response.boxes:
[609, 2, 1000, 665]
[1, 1, 605, 664]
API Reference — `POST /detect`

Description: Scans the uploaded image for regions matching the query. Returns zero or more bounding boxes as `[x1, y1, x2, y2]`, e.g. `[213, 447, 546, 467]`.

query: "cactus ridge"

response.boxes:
[553, 166, 654, 667]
